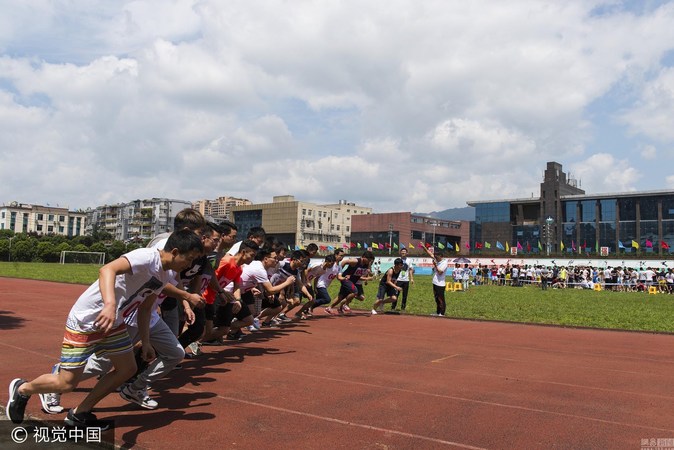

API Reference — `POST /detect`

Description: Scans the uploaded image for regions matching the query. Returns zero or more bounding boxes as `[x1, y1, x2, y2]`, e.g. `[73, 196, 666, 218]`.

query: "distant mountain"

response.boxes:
[417, 206, 475, 221]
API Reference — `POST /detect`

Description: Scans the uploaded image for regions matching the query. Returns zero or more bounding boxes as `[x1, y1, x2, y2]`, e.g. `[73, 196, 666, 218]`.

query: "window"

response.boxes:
[337, 225, 340, 231]
[598, 199, 616, 222]
[37, 213, 43, 220]
[579, 200, 596, 222]
[346, 226, 349, 232]
[48, 214, 54, 221]
[59, 215, 65, 222]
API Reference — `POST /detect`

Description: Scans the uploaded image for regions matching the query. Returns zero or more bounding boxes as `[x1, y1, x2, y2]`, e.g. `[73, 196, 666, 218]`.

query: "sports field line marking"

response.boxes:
[179, 386, 486, 449]
[239, 364, 674, 434]
[350, 327, 674, 364]
[432, 353, 461, 363]
[0, 341, 58, 360]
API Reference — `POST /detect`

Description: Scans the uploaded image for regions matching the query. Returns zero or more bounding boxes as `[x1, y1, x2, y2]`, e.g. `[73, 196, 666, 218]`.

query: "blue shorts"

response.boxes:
[314, 287, 332, 306]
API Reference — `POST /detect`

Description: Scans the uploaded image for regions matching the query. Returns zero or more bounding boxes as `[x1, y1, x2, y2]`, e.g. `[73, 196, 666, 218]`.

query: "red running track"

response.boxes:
[1, 278, 673, 449]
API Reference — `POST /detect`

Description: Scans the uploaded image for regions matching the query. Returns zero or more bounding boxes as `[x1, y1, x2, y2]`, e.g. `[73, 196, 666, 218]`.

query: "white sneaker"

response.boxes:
[252, 317, 261, 330]
[120, 384, 159, 410]
[38, 392, 63, 414]
[39, 363, 63, 414]
[371, 309, 378, 315]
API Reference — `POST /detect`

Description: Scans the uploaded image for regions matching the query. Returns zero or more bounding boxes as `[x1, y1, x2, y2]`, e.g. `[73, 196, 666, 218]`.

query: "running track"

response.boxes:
[1, 278, 673, 449]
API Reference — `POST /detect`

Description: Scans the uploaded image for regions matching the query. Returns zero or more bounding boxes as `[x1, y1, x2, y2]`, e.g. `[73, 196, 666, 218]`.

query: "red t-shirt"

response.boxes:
[203, 255, 243, 304]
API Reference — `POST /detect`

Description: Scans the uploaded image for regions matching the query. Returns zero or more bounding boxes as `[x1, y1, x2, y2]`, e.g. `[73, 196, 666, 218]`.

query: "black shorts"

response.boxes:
[204, 303, 215, 321]
[214, 302, 252, 327]
[241, 290, 256, 306]
[339, 279, 358, 297]
[262, 295, 282, 309]
[377, 284, 397, 299]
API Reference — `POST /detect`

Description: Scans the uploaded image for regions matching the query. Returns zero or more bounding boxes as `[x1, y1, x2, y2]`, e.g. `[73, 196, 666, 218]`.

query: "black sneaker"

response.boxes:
[65, 409, 112, 431]
[226, 329, 244, 341]
[6, 378, 30, 424]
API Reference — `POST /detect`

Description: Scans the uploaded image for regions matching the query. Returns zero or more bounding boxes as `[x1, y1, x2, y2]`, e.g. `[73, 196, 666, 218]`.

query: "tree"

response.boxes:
[108, 241, 126, 259]
[36, 241, 58, 262]
[12, 238, 38, 262]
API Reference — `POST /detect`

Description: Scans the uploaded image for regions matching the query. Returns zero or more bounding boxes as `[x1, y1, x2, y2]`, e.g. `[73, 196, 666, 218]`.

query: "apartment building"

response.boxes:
[231, 196, 372, 248]
[0, 202, 86, 237]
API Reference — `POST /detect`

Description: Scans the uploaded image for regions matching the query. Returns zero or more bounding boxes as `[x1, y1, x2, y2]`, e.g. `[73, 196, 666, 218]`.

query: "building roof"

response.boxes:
[467, 188, 674, 207]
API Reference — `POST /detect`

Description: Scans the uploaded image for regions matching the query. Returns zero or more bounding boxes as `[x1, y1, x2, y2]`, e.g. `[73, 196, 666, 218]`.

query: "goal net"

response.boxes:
[60, 251, 106, 265]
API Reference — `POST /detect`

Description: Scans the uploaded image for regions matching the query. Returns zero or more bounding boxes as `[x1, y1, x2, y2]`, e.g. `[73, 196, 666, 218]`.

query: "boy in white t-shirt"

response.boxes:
[423, 245, 449, 316]
[6, 230, 203, 428]
[294, 253, 340, 318]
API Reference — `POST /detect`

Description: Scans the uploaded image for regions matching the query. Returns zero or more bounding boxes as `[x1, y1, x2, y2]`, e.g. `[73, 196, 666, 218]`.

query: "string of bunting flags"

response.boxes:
[288, 239, 672, 254]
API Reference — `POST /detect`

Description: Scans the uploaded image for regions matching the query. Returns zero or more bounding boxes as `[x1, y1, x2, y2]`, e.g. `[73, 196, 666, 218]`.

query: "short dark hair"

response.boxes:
[238, 239, 259, 254]
[334, 248, 344, 257]
[289, 250, 303, 260]
[217, 220, 237, 236]
[173, 208, 206, 231]
[362, 251, 375, 260]
[394, 258, 403, 265]
[246, 226, 266, 240]
[306, 243, 318, 253]
[324, 254, 336, 263]
[255, 247, 273, 260]
[164, 229, 204, 254]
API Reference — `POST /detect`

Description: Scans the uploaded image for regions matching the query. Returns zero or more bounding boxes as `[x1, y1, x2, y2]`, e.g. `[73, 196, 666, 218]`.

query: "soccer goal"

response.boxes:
[60, 251, 106, 265]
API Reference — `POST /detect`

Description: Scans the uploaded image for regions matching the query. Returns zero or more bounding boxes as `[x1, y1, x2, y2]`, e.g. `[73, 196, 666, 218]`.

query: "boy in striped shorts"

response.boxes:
[5, 230, 203, 428]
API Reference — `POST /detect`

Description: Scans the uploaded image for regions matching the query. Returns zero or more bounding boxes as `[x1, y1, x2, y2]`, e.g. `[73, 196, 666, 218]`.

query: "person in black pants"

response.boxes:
[391, 248, 414, 311]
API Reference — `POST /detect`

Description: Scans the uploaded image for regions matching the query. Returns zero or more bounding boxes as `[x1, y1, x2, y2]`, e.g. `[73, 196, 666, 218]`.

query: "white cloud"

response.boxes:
[640, 144, 657, 160]
[621, 67, 674, 143]
[569, 153, 641, 193]
[2, 1, 674, 213]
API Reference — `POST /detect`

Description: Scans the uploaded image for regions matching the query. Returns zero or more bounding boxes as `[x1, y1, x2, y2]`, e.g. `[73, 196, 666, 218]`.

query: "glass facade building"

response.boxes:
[468, 162, 674, 255]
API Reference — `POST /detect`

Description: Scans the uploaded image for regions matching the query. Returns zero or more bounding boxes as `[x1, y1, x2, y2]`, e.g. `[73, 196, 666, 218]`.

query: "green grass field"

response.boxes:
[2, 262, 673, 333]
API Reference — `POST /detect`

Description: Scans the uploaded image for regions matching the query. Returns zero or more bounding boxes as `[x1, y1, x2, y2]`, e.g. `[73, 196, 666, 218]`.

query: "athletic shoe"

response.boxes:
[119, 384, 159, 410]
[371, 309, 378, 315]
[261, 320, 279, 328]
[201, 338, 225, 346]
[6, 378, 29, 424]
[187, 341, 202, 356]
[65, 408, 112, 430]
[342, 305, 352, 313]
[247, 325, 257, 332]
[38, 392, 63, 415]
[39, 363, 63, 415]
[226, 329, 244, 341]
[277, 314, 292, 323]
[305, 310, 313, 317]
[324, 307, 334, 315]
[294, 313, 306, 320]
[252, 317, 261, 330]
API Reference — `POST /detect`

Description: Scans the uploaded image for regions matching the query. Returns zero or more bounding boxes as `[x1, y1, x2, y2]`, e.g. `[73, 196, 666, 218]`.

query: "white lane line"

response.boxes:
[179, 386, 487, 449]
[432, 354, 461, 363]
[239, 364, 674, 434]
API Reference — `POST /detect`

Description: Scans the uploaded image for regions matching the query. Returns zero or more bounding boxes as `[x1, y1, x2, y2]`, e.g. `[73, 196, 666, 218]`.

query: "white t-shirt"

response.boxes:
[432, 259, 450, 286]
[306, 261, 327, 284]
[240, 260, 270, 292]
[397, 257, 413, 282]
[66, 248, 175, 332]
[316, 264, 340, 289]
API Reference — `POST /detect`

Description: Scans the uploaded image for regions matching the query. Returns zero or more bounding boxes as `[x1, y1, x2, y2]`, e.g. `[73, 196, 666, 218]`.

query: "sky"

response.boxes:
[2, 0, 674, 214]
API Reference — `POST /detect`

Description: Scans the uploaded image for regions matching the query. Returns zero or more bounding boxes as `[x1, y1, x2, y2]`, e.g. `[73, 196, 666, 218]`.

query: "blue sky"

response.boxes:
[2, 0, 674, 213]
